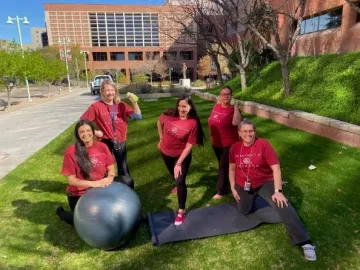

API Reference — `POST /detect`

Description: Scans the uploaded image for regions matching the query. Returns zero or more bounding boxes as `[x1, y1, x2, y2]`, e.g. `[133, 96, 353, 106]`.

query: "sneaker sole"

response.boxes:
[174, 222, 183, 226]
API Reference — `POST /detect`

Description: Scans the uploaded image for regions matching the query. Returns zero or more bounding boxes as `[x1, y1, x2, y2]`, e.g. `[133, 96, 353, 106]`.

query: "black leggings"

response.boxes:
[103, 139, 130, 177]
[212, 145, 231, 195]
[161, 152, 192, 210]
[58, 176, 131, 226]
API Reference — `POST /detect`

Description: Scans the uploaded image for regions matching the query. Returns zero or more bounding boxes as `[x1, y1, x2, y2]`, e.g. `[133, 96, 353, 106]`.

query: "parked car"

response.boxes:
[90, 75, 113, 95]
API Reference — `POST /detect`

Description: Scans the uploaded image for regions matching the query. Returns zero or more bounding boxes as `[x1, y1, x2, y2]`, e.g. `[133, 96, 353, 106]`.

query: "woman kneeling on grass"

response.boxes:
[56, 120, 130, 225]
[229, 118, 317, 261]
[157, 94, 204, 226]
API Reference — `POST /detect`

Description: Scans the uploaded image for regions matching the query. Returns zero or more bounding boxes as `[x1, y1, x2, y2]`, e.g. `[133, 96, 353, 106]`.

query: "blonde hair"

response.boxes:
[100, 79, 120, 104]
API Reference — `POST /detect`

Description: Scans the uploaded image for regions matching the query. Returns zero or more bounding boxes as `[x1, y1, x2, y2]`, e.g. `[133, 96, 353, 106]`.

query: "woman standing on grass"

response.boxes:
[81, 79, 142, 189]
[208, 86, 241, 199]
[56, 120, 130, 225]
[157, 94, 204, 226]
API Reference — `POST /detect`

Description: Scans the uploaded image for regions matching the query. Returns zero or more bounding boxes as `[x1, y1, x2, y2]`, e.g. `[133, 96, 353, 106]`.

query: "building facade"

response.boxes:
[31, 27, 49, 49]
[44, 4, 198, 81]
[276, 0, 360, 56]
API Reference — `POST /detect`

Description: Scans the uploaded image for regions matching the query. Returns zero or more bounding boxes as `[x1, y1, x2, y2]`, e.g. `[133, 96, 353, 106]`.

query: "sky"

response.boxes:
[0, 0, 163, 45]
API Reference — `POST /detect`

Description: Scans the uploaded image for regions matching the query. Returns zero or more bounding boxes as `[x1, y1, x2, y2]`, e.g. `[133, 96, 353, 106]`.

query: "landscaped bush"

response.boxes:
[191, 80, 206, 87]
[132, 73, 148, 84]
[210, 52, 360, 125]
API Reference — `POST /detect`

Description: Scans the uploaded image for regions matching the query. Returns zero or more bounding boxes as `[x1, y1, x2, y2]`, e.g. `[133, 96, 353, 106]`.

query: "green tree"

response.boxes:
[0, 41, 29, 108]
[68, 45, 85, 86]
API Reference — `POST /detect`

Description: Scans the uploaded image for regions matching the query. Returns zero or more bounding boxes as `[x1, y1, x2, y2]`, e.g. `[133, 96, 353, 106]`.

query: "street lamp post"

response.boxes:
[58, 37, 72, 92]
[6, 16, 32, 102]
[169, 68, 173, 83]
[80, 50, 89, 91]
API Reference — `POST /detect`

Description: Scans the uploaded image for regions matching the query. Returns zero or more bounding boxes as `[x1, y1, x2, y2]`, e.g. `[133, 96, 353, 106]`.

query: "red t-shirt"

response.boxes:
[80, 101, 135, 143]
[62, 141, 114, 196]
[159, 114, 198, 157]
[229, 138, 279, 188]
[208, 104, 239, 147]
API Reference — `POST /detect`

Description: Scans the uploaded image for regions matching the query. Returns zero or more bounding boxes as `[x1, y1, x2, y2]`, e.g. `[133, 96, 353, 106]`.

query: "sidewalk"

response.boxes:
[0, 90, 99, 179]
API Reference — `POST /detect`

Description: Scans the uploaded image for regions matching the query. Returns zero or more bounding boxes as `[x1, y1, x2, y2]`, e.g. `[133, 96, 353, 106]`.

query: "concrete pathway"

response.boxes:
[0, 91, 99, 179]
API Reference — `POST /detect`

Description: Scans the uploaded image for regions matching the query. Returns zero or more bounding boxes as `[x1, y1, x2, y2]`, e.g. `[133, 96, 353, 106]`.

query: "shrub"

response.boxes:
[191, 80, 206, 87]
[132, 73, 148, 84]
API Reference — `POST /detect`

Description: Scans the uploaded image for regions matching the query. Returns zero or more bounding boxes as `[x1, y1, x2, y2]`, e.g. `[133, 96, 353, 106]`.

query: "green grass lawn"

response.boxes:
[211, 52, 360, 125]
[1, 97, 360, 269]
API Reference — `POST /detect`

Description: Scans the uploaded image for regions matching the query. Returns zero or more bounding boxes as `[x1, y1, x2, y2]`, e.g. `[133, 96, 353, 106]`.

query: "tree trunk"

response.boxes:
[7, 87, 11, 109]
[75, 58, 80, 86]
[239, 66, 247, 90]
[280, 60, 291, 96]
[213, 57, 223, 84]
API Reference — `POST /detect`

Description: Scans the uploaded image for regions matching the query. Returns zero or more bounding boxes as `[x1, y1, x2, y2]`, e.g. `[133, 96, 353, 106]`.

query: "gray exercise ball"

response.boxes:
[74, 182, 141, 250]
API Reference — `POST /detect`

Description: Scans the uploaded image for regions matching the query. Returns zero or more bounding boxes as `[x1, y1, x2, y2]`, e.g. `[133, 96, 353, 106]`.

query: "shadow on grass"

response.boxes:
[22, 180, 66, 194]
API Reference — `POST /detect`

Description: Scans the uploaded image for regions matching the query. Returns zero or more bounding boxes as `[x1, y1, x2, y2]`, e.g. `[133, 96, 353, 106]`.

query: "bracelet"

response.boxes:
[275, 189, 282, 193]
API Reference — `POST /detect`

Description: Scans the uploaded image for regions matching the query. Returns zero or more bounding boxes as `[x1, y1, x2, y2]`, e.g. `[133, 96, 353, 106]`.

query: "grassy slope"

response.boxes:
[214, 52, 360, 125]
[0, 97, 360, 269]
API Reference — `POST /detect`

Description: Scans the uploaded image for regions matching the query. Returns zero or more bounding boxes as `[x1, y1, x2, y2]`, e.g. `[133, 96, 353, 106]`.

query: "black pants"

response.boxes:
[58, 176, 131, 226]
[103, 139, 130, 177]
[212, 145, 231, 195]
[161, 152, 192, 210]
[235, 181, 311, 245]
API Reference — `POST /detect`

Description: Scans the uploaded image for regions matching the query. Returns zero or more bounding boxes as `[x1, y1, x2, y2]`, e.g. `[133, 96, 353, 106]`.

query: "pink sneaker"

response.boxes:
[174, 211, 185, 226]
[171, 187, 177, 193]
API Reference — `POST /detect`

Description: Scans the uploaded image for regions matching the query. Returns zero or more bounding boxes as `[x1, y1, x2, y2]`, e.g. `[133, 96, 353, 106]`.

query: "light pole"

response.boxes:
[169, 68, 173, 83]
[80, 50, 89, 91]
[6, 16, 32, 102]
[58, 37, 72, 92]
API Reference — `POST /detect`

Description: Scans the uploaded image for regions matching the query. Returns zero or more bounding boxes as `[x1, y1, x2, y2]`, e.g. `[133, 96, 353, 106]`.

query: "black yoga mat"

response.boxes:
[148, 197, 282, 246]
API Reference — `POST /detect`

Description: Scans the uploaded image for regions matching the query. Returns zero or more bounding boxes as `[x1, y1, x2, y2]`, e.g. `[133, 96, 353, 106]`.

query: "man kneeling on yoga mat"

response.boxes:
[229, 119, 317, 261]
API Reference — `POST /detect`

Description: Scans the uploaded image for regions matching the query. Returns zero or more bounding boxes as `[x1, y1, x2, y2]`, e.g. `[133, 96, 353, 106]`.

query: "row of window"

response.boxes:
[92, 51, 194, 61]
[89, 12, 159, 47]
[300, 8, 342, 35]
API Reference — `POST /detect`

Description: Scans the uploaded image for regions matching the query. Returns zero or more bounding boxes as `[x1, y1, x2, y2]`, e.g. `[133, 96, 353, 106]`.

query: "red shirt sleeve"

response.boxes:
[263, 140, 280, 166]
[159, 114, 166, 124]
[187, 120, 198, 145]
[122, 102, 135, 118]
[80, 104, 96, 121]
[62, 146, 76, 176]
[229, 143, 237, 163]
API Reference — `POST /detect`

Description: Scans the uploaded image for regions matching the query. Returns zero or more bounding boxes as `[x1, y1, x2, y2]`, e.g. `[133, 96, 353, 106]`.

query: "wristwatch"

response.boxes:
[275, 189, 282, 193]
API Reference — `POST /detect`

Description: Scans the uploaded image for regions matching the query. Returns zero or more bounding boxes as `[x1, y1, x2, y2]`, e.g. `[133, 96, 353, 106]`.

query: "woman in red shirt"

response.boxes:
[56, 120, 126, 225]
[81, 80, 142, 189]
[229, 119, 317, 261]
[208, 86, 241, 199]
[157, 94, 205, 226]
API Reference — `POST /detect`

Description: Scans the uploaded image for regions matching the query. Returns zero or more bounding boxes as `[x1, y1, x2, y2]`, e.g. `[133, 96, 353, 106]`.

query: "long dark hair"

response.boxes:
[74, 120, 94, 180]
[163, 94, 205, 146]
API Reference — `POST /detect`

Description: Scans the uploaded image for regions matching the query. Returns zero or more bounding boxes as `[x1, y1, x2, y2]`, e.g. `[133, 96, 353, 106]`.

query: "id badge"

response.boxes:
[244, 180, 251, 191]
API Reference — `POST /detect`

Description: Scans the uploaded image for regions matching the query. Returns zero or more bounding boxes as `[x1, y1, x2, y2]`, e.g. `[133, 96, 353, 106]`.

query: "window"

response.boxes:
[146, 52, 160, 60]
[300, 8, 342, 35]
[164, 51, 177, 60]
[357, 3, 360, 23]
[110, 52, 125, 61]
[92, 52, 107, 61]
[128, 52, 143, 61]
[180, 51, 193, 60]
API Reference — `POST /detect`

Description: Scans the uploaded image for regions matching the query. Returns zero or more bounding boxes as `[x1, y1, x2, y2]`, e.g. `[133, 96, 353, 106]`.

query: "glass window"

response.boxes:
[128, 52, 143, 60]
[110, 52, 125, 61]
[164, 52, 177, 60]
[180, 51, 193, 60]
[146, 51, 160, 60]
[300, 7, 342, 35]
[92, 52, 107, 61]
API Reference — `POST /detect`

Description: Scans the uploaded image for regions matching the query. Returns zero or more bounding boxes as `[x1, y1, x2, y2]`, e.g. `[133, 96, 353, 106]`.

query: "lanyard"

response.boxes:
[239, 143, 253, 181]
[105, 102, 116, 135]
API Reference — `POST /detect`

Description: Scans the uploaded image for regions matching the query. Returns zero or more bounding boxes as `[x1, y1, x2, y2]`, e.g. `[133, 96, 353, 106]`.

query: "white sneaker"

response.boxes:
[302, 244, 317, 261]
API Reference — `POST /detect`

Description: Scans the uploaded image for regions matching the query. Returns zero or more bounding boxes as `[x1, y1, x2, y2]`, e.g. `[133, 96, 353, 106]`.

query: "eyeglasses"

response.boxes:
[240, 130, 255, 134]
[220, 93, 231, 96]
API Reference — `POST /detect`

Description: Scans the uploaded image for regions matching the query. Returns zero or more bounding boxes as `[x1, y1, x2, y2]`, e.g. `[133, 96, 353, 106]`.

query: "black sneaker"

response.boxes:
[55, 206, 64, 218]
